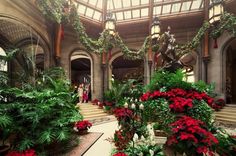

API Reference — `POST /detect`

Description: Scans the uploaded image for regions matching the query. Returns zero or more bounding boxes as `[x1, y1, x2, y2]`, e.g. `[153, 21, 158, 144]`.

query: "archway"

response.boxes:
[22, 44, 45, 72]
[0, 47, 7, 72]
[111, 55, 144, 83]
[70, 53, 92, 101]
[225, 39, 236, 103]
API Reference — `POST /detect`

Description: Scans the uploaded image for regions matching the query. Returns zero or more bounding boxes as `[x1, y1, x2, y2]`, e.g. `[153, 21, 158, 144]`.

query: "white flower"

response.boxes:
[138, 152, 143, 156]
[73, 127, 78, 132]
[133, 133, 139, 142]
[149, 149, 154, 156]
[141, 135, 145, 140]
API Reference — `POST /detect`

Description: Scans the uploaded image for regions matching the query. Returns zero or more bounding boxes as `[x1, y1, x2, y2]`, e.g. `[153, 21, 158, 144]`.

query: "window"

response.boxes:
[172, 3, 181, 13]
[0, 47, 7, 72]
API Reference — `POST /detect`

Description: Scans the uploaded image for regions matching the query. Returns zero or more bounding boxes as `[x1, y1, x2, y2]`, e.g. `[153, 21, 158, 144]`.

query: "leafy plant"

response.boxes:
[0, 68, 83, 154]
[146, 70, 191, 92]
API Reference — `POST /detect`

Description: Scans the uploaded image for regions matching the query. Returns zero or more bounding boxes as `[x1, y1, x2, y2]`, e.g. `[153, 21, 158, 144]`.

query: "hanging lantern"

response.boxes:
[209, 0, 224, 24]
[105, 12, 116, 35]
[151, 16, 161, 40]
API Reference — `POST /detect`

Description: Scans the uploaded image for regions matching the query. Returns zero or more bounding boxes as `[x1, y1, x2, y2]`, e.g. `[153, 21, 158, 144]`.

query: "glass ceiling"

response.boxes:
[74, 0, 204, 23]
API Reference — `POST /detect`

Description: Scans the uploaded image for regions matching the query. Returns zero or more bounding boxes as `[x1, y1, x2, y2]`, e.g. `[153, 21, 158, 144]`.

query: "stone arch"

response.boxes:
[108, 50, 144, 88]
[221, 34, 236, 102]
[0, 17, 51, 68]
[70, 50, 94, 99]
[108, 51, 123, 88]
[207, 32, 235, 100]
[0, 47, 7, 72]
[16, 38, 49, 70]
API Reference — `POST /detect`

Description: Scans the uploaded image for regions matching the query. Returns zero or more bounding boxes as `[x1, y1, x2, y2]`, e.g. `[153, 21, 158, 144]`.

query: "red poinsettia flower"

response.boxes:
[7, 149, 37, 156]
[168, 116, 218, 155]
[113, 152, 128, 156]
[113, 108, 133, 121]
[74, 120, 92, 131]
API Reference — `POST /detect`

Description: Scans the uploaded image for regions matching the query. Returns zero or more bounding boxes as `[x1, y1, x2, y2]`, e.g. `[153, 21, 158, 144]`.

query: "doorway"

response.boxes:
[71, 56, 92, 101]
[111, 55, 144, 83]
[225, 41, 236, 103]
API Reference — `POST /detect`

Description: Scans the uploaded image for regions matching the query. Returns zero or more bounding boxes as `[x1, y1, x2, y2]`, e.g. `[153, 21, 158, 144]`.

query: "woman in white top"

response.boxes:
[78, 84, 84, 104]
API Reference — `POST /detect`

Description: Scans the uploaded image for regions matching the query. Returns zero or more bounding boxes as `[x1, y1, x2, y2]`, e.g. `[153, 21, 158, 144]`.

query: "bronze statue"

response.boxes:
[157, 26, 193, 72]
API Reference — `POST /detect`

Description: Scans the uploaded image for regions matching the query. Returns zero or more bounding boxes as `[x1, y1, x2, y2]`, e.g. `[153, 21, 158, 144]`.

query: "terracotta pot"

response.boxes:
[163, 144, 183, 156]
[78, 129, 88, 135]
[0, 145, 10, 155]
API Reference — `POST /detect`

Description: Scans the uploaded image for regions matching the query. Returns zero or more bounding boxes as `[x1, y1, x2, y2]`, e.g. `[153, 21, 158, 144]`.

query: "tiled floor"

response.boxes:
[83, 121, 118, 156]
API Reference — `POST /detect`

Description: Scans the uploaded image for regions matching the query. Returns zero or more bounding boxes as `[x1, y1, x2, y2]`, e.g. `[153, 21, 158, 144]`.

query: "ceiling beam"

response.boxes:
[102, 0, 107, 27]
[149, 0, 154, 33]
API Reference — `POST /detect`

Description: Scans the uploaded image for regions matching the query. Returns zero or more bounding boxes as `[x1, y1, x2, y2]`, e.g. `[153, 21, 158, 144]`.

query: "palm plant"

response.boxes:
[0, 49, 83, 154]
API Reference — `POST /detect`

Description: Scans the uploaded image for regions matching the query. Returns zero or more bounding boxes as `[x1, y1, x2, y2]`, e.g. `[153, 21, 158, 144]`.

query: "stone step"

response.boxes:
[82, 111, 107, 116]
[215, 111, 236, 116]
[215, 117, 236, 123]
[83, 113, 109, 120]
[215, 114, 236, 120]
[81, 109, 106, 115]
[225, 104, 236, 107]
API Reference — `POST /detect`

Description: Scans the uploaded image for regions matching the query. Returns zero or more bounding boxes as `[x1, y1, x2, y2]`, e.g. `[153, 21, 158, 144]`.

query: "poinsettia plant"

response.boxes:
[113, 152, 128, 156]
[6, 149, 37, 156]
[167, 116, 218, 156]
[74, 120, 92, 131]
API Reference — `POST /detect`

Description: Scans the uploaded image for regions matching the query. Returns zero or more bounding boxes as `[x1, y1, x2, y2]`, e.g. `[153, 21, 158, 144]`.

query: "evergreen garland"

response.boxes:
[36, 0, 236, 60]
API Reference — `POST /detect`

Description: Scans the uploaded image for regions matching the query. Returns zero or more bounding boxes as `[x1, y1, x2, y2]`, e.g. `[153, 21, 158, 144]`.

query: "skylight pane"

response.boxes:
[77, 4, 86, 15]
[191, 0, 201, 10]
[93, 11, 101, 20]
[132, 0, 140, 6]
[141, 0, 149, 5]
[85, 7, 94, 17]
[141, 8, 149, 17]
[162, 4, 171, 14]
[132, 9, 140, 18]
[116, 12, 123, 20]
[200, 1, 204, 8]
[154, 6, 161, 15]
[97, 0, 103, 8]
[181, 1, 191, 11]
[124, 11, 131, 19]
[123, 0, 131, 7]
[171, 3, 181, 13]
[154, 0, 162, 2]
[89, 0, 97, 6]
[113, 0, 122, 9]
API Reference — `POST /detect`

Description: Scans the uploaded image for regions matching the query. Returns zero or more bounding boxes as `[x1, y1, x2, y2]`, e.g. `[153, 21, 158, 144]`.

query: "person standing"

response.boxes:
[78, 84, 83, 104]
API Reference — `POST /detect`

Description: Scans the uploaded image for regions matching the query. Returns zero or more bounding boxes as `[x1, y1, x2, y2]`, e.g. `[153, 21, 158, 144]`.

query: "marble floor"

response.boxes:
[83, 121, 118, 156]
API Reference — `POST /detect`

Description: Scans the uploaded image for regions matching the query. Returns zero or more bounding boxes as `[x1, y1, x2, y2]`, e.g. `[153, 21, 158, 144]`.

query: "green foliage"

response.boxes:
[104, 79, 135, 106]
[36, 0, 236, 60]
[0, 67, 82, 153]
[146, 70, 191, 92]
[142, 98, 174, 132]
[211, 12, 236, 38]
[187, 100, 213, 126]
[36, 0, 65, 23]
[192, 80, 216, 96]
[214, 129, 236, 156]
[124, 144, 164, 156]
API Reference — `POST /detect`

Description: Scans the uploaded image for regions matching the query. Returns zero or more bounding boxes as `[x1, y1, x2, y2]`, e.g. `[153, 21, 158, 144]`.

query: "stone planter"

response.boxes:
[154, 130, 167, 137]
